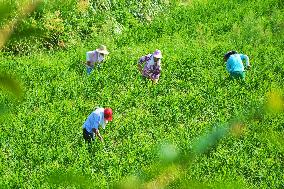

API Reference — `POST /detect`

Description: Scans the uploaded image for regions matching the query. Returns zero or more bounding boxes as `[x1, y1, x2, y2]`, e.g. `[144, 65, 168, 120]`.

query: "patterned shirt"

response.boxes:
[139, 54, 161, 79]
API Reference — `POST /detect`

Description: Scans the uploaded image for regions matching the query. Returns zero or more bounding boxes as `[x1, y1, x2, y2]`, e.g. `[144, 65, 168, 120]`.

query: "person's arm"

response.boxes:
[91, 116, 103, 141]
[93, 128, 103, 142]
[137, 63, 143, 73]
[86, 51, 93, 66]
[151, 61, 161, 76]
[226, 61, 231, 73]
[137, 56, 146, 73]
[240, 54, 250, 69]
[86, 61, 92, 66]
[96, 52, 105, 64]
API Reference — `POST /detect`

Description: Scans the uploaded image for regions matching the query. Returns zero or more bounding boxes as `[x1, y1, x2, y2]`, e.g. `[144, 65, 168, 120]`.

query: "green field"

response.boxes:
[0, 0, 284, 188]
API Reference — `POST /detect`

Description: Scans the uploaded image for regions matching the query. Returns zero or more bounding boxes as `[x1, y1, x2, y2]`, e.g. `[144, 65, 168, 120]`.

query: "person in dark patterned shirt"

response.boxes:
[137, 49, 162, 84]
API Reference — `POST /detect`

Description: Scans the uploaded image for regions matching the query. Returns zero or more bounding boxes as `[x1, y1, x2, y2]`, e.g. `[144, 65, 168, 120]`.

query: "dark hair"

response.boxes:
[224, 50, 238, 60]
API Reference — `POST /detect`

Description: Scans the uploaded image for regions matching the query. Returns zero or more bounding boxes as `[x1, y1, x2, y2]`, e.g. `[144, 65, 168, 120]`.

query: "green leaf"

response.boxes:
[0, 73, 22, 97]
[0, 2, 17, 25]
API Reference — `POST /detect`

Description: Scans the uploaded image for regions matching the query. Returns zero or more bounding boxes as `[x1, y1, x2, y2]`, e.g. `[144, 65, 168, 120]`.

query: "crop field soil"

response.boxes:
[0, 0, 283, 188]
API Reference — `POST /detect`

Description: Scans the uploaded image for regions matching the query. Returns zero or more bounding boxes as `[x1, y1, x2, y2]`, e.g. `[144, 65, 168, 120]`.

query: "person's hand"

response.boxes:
[137, 65, 141, 71]
[99, 136, 104, 142]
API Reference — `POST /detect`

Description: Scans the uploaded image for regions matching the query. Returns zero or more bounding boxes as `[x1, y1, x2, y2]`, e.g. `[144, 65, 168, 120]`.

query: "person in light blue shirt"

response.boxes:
[82, 107, 113, 143]
[224, 50, 251, 81]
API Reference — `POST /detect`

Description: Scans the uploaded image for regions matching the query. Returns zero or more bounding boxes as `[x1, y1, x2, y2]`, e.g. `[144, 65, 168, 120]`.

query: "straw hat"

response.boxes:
[96, 45, 109, 55]
[153, 49, 162, 58]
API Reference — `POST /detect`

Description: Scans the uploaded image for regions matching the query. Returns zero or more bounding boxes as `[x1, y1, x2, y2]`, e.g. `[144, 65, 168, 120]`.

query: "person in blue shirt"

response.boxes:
[82, 107, 113, 143]
[224, 50, 251, 81]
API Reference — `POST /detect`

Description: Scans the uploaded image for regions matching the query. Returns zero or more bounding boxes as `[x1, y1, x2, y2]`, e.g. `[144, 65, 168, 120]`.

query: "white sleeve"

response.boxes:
[86, 51, 93, 61]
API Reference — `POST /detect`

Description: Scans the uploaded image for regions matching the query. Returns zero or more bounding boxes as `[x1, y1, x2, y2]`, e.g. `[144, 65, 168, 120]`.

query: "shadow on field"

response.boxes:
[46, 169, 93, 188]
[69, 59, 86, 76]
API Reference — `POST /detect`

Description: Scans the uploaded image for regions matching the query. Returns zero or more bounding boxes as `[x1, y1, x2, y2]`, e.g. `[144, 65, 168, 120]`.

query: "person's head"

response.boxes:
[104, 108, 113, 122]
[96, 45, 109, 61]
[224, 50, 238, 62]
[153, 49, 162, 62]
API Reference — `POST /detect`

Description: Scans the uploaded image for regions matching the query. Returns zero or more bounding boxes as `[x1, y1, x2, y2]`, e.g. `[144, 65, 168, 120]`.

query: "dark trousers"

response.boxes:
[83, 128, 94, 143]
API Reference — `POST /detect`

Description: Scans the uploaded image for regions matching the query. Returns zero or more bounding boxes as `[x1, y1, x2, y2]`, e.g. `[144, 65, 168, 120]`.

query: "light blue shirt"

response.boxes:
[226, 54, 250, 73]
[82, 108, 105, 133]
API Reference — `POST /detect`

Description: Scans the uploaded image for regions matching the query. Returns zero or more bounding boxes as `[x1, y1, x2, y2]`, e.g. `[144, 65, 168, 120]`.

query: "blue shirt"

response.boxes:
[82, 108, 105, 133]
[226, 54, 250, 73]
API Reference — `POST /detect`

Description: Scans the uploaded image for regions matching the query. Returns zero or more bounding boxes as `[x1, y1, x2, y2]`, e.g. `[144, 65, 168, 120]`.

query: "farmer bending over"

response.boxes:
[82, 107, 113, 143]
[224, 50, 251, 81]
[85, 45, 109, 75]
[137, 49, 162, 84]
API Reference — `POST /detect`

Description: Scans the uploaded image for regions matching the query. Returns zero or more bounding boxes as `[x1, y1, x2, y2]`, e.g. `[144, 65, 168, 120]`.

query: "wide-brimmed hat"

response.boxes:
[153, 49, 162, 59]
[96, 45, 109, 55]
[104, 108, 113, 121]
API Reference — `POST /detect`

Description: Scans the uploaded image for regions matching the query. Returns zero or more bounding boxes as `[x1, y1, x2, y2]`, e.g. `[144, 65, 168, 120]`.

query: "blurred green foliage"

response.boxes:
[0, 2, 16, 26]
[0, 73, 22, 97]
[0, 73, 23, 115]
[46, 169, 93, 188]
